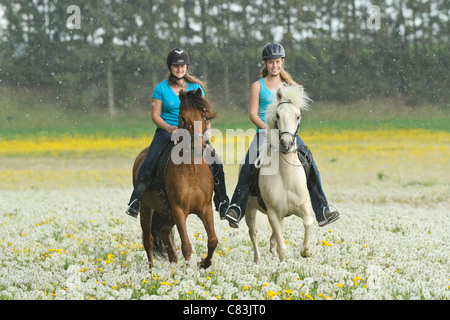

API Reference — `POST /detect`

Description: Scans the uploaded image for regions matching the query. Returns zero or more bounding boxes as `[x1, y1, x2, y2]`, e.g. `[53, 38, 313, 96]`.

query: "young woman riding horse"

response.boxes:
[126, 48, 229, 268]
[246, 85, 314, 262]
[126, 48, 229, 219]
[132, 88, 220, 269]
[224, 41, 340, 228]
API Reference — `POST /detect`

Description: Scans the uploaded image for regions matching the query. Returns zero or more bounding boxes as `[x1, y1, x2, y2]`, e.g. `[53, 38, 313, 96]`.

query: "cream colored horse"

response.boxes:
[246, 86, 313, 262]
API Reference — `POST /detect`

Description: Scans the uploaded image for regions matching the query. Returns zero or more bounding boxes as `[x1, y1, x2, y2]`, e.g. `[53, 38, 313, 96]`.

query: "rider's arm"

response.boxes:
[249, 81, 266, 130]
[151, 98, 178, 134]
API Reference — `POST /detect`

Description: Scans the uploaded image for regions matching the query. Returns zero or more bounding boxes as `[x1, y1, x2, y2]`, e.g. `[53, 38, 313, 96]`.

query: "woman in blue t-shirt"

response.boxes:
[126, 48, 229, 218]
[224, 42, 340, 228]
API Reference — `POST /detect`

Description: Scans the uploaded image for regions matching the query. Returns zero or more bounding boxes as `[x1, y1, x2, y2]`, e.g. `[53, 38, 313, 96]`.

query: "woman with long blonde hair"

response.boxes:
[224, 41, 340, 228]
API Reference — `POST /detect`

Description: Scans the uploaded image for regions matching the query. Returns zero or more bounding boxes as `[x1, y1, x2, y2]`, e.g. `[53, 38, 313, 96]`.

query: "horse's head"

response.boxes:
[178, 88, 217, 145]
[266, 85, 310, 154]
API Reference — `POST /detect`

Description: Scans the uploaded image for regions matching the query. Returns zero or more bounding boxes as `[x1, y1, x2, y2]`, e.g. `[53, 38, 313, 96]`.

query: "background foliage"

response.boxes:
[0, 0, 449, 115]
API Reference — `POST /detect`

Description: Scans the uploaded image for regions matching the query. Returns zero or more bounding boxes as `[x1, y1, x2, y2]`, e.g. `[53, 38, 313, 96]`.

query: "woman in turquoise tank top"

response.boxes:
[224, 42, 340, 228]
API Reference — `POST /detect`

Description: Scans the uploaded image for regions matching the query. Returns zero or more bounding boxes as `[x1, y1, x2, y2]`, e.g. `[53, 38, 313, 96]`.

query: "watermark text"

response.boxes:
[366, 5, 381, 30]
[67, 5, 81, 29]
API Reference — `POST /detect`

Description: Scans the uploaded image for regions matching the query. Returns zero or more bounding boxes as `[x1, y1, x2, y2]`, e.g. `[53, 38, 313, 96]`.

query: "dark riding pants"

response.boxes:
[129, 128, 172, 205]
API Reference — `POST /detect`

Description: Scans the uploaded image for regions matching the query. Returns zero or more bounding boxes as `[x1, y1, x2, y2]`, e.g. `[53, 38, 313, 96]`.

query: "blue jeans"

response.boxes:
[229, 132, 329, 219]
[128, 128, 228, 210]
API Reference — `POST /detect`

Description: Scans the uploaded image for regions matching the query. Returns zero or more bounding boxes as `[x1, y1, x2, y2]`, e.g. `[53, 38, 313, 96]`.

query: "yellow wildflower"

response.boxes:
[267, 290, 281, 299]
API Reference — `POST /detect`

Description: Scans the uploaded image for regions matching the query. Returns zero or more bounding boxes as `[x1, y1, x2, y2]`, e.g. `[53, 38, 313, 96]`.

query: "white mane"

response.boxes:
[265, 85, 310, 130]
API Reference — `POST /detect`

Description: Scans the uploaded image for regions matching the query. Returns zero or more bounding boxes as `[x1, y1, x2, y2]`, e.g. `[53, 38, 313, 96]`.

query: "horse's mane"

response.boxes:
[180, 89, 217, 120]
[265, 85, 310, 129]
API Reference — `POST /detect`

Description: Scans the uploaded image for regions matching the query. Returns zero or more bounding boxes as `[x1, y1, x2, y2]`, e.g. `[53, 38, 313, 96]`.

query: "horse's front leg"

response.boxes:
[160, 217, 177, 263]
[245, 204, 260, 263]
[269, 217, 286, 257]
[173, 207, 192, 264]
[299, 203, 313, 258]
[198, 206, 218, 269]
[267, 210, 287, 262]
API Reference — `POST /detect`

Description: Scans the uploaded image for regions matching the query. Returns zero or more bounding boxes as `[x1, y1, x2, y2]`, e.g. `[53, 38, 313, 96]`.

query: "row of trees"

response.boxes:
[0, 0, 448, 115]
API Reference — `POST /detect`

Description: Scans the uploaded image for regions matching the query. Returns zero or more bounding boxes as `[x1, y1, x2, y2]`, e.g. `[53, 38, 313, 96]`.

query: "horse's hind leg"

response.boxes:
[140, 204, 154, 269]
[245, 205, 260, 263]
[160, 217, 177, 263]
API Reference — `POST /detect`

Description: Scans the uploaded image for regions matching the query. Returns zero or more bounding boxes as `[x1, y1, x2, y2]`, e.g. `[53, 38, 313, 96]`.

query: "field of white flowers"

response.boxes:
[0, 130, 449, 300]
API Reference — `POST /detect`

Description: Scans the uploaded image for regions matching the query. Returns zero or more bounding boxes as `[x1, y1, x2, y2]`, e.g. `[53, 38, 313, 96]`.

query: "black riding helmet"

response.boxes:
[262, 41, 285, 60]
[167, 48, 190, 67]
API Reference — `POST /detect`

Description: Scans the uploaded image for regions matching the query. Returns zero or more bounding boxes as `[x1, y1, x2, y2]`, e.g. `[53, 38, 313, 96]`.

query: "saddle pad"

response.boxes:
[147, 141, 174, 191]
[145, 141, 174, 213]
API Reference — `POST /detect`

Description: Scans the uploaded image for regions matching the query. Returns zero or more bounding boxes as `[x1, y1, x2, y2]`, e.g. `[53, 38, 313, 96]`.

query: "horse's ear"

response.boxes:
[195, 88, 203, 96]
[276, 88, 283, 101]
[179, 89, 186, 101]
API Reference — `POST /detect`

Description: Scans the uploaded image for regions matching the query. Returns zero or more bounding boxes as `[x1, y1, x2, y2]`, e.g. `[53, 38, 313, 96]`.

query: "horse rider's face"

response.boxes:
[266, 58, 283, 76]
[170, 64, 187, 79]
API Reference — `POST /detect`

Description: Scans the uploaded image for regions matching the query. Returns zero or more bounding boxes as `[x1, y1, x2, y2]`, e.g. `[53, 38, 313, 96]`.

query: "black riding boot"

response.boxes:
[126, 152, 156, 218]
[297, 144, 340, 227]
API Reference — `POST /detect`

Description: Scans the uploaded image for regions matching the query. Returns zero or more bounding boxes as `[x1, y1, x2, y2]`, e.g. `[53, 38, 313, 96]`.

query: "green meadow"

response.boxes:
[1, 87, 448, 140]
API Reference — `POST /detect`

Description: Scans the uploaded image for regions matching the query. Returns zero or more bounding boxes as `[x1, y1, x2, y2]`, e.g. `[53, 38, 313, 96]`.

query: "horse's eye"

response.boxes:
[276, 113, 280, 119]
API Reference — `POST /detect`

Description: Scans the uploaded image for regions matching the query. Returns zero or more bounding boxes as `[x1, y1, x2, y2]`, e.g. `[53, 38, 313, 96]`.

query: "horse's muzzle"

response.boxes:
[279, 132, 296, 154]
[280, 142, 295, 154]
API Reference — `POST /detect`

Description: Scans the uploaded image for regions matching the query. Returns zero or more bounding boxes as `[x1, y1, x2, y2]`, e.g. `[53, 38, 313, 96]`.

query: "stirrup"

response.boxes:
[318, 205, 340, 227]
[218, 200, 229, 220]
[225, 204, 242, 228]
[125, 199, 140, 218]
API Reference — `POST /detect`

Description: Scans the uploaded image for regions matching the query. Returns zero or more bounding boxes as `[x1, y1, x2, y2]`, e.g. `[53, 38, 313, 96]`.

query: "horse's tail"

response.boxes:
[151, 211, 173, 260]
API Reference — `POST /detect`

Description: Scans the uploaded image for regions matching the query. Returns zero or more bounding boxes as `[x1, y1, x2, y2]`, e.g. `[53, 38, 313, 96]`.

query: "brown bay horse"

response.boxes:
[132, 89, 218, 269]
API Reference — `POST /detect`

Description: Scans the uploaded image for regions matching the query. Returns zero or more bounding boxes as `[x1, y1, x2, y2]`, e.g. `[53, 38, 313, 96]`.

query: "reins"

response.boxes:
[255, 99, 304, 169]
[273, 99, 299, 149]
[178, 108, 218, 184]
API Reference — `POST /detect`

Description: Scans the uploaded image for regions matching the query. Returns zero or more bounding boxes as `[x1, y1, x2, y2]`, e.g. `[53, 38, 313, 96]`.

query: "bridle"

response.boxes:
[177, 108, 218, 184]
[273, 100, 300, 153]
[178, 108, 209, 142]
[255, 97, 308, 169]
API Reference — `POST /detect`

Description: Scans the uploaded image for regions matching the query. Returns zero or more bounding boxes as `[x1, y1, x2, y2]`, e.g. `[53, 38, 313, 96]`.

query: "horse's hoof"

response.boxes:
[168, 256, 178, 264]
[301, 249, 311, 258]
[199, 259, 212, 269]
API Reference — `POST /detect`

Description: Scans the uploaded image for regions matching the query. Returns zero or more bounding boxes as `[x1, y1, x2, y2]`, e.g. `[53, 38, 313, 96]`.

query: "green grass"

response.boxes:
[302, 118, 450, 132]
[1, 86, 448, 139]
